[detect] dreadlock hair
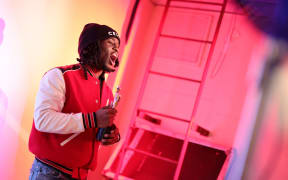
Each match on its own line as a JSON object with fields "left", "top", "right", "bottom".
{"left": 77, "top": 40, "right": 119, "bottom": 80}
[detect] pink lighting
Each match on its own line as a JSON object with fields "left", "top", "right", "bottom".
{"left": 0, "top": 18, "right": 6, "bottom": 128}
{"left": 0, "top": 0, "right": 287, "bottom": 179}
{"left": 0, "top": 89, "right": 7, "bottom": 129}
{"left": 0, "top": 18, "right": 4, "bottom": 46}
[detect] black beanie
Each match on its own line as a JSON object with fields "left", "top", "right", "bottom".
{"left": 78, "top": 23, "right": 120, "bottom": 55}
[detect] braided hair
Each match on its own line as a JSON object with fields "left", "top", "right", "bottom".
{"left": 76, "top": 40, "right": 119, "bottom": 80}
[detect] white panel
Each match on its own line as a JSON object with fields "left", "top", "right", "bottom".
{"left": 162, "top": 7, "right": 220, "bottom": 41}
{"left": 140, "top": 74, "right": 200, "bottom": 120}
{"left": 151, "top": 37, "right": 210, "bottom": 80}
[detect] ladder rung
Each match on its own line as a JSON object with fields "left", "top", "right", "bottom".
{"left": 171, "top": 0, "right": 224, "bottom": 6}
{"left": 149, "top": 71, "right": 203, "bottom": 83}
{"left": 160, "top": 34, "right": 213, "bottom": 44}
{"left": 137, "top": 109, "right": 191, "bottom": 123}
{"left": 168, "top": 5, "right": 222, "bottom": 13}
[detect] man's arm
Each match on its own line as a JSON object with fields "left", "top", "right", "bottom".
{"left": 34, "top": 68, "right": 116, "bottom": 135}
{"left": 34, "top": 68, "right": 84, "bottom": 134}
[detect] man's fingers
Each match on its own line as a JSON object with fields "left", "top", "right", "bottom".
{"left": 101, "top": 125, "right": 120, "bottom": 145}
{"left": 102, "top": 107, "right": 117, "bottom": 112}
{"left": 108, "top": 121, "right": 113, "bottom": 126}
{"left": 103, "top": 131, "right": 116, "bottom": 138}
{"left": 98, "top": 120, "right": 113, "bottom": 128}
{"left": 109, "top": 128, "right": 119, "bottom": 135}
{"left": 108, "top": 109, "right": 117, "bottom": 115}
{"left": 103, "top": 127, "right": 119, "bottom": 138}
{"left": 107, "top": 114, "right": 116, "bottom": 119}
{"left": 102, "top": 105, "right": 112, "bottom": 109}
{"left": 101, "top": 135, "right": 120, "bottom": 145}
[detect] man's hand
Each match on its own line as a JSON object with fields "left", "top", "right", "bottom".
{"left": 101, "top": 124, "right": 120, "bottom": 145}
{"left": 96, "top": 106, "right": 117, "bottom": 128}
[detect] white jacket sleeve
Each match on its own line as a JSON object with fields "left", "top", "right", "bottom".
{"left": 34, "top": 68, "right": 85, "bottom": 134}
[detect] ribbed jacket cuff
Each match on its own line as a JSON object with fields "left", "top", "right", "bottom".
{"left": 82, "top": 112, "right": 98, "bottom": 129}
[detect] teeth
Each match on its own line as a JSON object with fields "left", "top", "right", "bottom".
{"left": 111, "top": 52, "right": 118, "bottom": 60}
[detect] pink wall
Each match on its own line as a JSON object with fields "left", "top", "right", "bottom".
{"left": 117, "top": 0, "right": 261, "bottom": 154}
{"left": 0, "top": 0, "right": 287, "bottom": 179}
{"left": 111, "top": 0, "right": 281, "bottom": 179}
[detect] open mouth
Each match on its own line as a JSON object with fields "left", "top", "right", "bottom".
{"left": 110, "top": 52, "right": 118, "bottom": 67}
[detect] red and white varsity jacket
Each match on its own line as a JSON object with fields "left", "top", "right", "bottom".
{"left": 29, "top": 64, "right": 114, "bottom": 172}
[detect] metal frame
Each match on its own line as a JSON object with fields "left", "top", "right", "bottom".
{"left": 110, "top": 0, "right": 232, "bottom": 179}
{"left": 174, "top": 0, "right": 228, "bottom": 179}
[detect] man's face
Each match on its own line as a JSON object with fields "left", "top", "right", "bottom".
{"left": 99, "top": 37, "right": 120, "bottom": 72}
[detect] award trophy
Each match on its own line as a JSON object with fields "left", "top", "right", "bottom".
{"left": 96, "top": 86, "right": 120, "bottom": 141}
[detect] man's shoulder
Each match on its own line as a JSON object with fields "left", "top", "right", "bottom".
{"left": 56, "top": 64, "right": 81, "bottom": 74}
